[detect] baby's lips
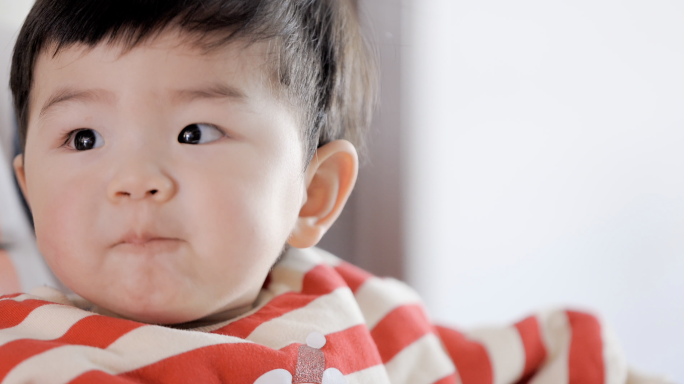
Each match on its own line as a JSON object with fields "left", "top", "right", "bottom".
{"left": 108, "top": 229, "right": 186, "bottom": 255}
{"left": 117, "top": 230, "right": 179, "bottom": 245}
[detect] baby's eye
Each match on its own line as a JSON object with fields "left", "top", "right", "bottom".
{"left": 67, "top": 129, "right": 104, "bottom": 151}
{"left": 177, "top": 123, "right": 225, "bottom": 145}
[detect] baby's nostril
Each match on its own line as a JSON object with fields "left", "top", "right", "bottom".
{"left": 149, "top": 190, "right": 158, "bottom": 195}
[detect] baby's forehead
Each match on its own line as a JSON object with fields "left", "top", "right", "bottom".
{"left": 37, "top": 33, "right": 273, "bottom": 92}
{"left": 31, "top": 33, "right": 290, "bottom": 123}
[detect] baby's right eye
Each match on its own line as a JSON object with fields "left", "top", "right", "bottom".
{"left": 178, "top": 123, "right": 225, "bottom": 145}
{"left": 66, "top": 129, "right": 105, "bottom": 151}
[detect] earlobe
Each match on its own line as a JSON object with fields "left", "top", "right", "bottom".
{"left": 13, "top": 154, "right": 30, "bottom": 206}
{"left": 287, "top": 140, "right": 358, "bottom": 249}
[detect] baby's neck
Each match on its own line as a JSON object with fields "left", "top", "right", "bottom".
{"left": 166, "top": 304, "right": 255, "bottom": 330}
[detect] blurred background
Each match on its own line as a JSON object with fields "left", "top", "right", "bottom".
{"left": 1, "top": 0, "right": 682, "bottom": 381}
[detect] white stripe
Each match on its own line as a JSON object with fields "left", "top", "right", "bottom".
{"left": 268, "top": 267, "right": 307, "bottom": 295}
{"left": 311, "top": 247, "right": 343, "bottom": 267}
{"left": 106, "top": 325, "right": 248, "bottom": 369}
{"left": 600, "top": 316, "right": 628, "bottom": 384}
{"left": 28, "top": 286, "right": 72, "bottom": 306}
{"left": 467, "top": 325, "right": 525, "bottom": 384}
{"left": 247, "top": 287, "right": 364, "bottom": 349}
{"left": 3, "top": 325, "right": 250, "bottom": 384}
{"left": 277, "top": 247, "right": 325, "bottom": 274}
{"left": 384, "top": 333, "right": 456, "bottom": 384}
{"left": 0, "top": 304, "right": 95, "bottom": 347}
{"left": 0, "top": 293, "right": 34, "bottom": 303}
{"left": 269, "top": 248, "right": 324, "bottom": 293}
{"left": 345, "top": 364, "right": 392, "bottom": 384}
{"left": 354, "top": 277, "right": 423, "bottom": 330}
{"left": 529, "top": 310, "right": 571, "bottom": 384}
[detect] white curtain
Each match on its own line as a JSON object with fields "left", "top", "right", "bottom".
{"left": 401, "top": 0, "right": 683, "bottom": 381}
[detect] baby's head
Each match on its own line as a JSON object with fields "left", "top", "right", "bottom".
{"left": 10, "top": 0, "right": 376, "bottom": 324}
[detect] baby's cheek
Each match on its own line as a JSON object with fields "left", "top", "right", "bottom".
{"left": 187, "top": 189, "right": 276, "bottom": 292}
{"left": 34, "top": 188, "right": 96, "bottom": 274}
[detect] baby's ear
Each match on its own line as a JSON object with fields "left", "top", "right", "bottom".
{"left": 287, "top": 140, "right": 358, "bottom": 249}
{"left": 13, "top": 154, "right": 30, "bottom": 206}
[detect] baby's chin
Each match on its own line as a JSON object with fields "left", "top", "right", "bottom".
{"left": 64, "top": 274, "right": 238, "bottom": 324}
{"left": 83, "top": 287, "right": 211, "bottom": 324}
{"left": 49, "top": 255, "right": 229, "bottom": 323}
{"left": 71, "top": 268, "right": 265, "bottom": 325}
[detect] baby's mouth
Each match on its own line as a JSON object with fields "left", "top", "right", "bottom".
{"left": 113, "top": 232, "right": 183, "bottom": 254}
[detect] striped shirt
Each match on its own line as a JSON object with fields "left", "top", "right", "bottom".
{"left": 0, "top": 247, "right": 656, "bottom": 384}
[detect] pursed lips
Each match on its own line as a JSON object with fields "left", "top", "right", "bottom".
{"left": 112, "top": 232, "right": 183, "bottom": 254}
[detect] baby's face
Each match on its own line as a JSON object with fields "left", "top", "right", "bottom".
{"left": 17, "top": 33, "right": 307, "bottom": 323}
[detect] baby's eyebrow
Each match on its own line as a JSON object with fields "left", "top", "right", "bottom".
{"left": 37, "top": 84, "right": 246, "bottom": 119}
{"left": 172, "top": 83, "right": 247, "bottom": 103}
{"left": 39, "top": 88, "right": 115, "bottom": 118}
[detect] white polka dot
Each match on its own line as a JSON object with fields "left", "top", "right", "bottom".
{"left": 306, "top": 331, "right": 327, "bottom": 349}
{"left": 322, "top": 368, "right": 347, "bottom": 384}
{"left": 253, "top": 369, "right": 292, "bottom": 384}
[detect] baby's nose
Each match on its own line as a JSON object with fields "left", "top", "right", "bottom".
{"left": 107, "top": 164, "right": 176, "bottom": 203}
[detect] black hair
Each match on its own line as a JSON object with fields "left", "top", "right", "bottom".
{"left": 10, "top": 0, "right": 377, "bottom": 163}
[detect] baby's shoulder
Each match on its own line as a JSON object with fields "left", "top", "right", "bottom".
{"left": 275, "top": 247, "right": 427, "bottom": 318}
{"left": 274, "top": 247, "right": 434, "bottom": 335}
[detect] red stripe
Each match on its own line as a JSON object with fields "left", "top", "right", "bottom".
{"left": 0, "top": 299, "right": 53, "bottom": 330}
{"left": 323, "top": 324, "right": 383, "bottom": 374}
{"left": 59, "top": 315, "right": 144, "bottom": 349}
{"left": 213, "top": 264, "right": 346, "bottom": 338}
{"left": 0, "top": 340, "right": 59, "bottom": 382}
{"left": 0, "top": 315, "right": 143, "bottom": 381}
{"left": 436, "top": 325, "right": 493, "bottom": 384}
{"left": 567, "top": 311, "right": 604, "bottom": 384}
{"left": 299, "top": 264, "right": 349, "bottom": 296}
{"left": 0, "top": 293, "right": 22, "bottom": 300}
{"left": 370, "top": 304, "right": 432, "bottom": 363}
{"left": 433, "top": 373, "right": 460, "bottom": 384}
{"left": 122, "top": 342, "right": 300, "bottom": 384}
{"left": 123, "top": 324, "right": 381, "bottom": 383}
{"left": 514, "top": 316, "right": 547, "bottom": 383}
{"left": 334, "top": 262, "right": 373, "bottom": 293}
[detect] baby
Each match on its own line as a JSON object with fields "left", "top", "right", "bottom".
{"left": 0, "top": 0, "right": 668, "bottom": 383}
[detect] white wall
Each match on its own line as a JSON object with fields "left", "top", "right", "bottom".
{"left": 0, "top": 0, "right": 33, "bottom": 29}
{"left": 403, "top": 0, "right": 684, "bottom": 381}
{"left": 0, "top": 0, "right": 33, "bottom": 161}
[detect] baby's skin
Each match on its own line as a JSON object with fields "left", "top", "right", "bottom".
{"left": 13, "top": 30, "right": 358, "bottom": 325}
